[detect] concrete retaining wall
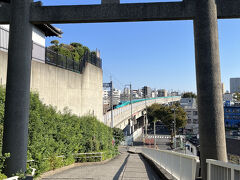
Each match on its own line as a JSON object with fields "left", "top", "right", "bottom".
{"left": 0, "top": 51, "right": 103, "bottom": 122}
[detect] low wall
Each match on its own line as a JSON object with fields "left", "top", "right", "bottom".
{"left": 0, "top": 51, "right": 103, "bottom": 122}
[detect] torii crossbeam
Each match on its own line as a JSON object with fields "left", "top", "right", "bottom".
{"left": 0, "top": 0, "right": 237, "bottom": 178}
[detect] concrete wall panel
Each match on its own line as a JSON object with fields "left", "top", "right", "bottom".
{"left": 0, "top": 51, "right": 103, "bottom": 122}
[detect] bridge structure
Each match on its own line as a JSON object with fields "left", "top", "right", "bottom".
{"left": 104, "top": 96, "right": 180, "bottom": 131}
{"left": 1, "top": 0, "right": 240, "bottom": 178}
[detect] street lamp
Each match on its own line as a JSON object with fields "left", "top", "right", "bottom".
{"left": 171, "top": 107, "right": 177, "bottom": 149}
{"left": 125, "top": 83, "right": 133, "bottom": 134}
{"left": 154, "top": 119, "right": 157, "bottom": 149}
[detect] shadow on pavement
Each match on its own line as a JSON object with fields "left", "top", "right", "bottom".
{"left": 113, "top": 154, "right": 130, "bottom": 180}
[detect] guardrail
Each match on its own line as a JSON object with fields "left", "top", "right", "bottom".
{"left": 132, "top": 147, "right": 200, "bottom": 180}
{"left": 74, "top": 152, "right": 103, "bottom": 162}
{"left": 207, "top": 159, "right": 240, "bottom": 180}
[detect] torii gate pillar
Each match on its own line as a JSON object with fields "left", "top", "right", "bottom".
{"left": 194, "top": 0, "right": 227, "bottom": 179}
{"left": 2, "top": 0, "right": 33, "bottom": 176}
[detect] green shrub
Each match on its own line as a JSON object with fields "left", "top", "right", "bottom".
{"left": 0, "top": 87, "right": 117, "bottom": 177}
{"left": 112, "top": 128, "right": 124, "bottom": 146}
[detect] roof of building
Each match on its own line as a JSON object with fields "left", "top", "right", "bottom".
{"left": 35, "top": 24, "right": 63, "bottom": 38}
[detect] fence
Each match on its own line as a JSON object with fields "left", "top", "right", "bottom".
{"left": 45, "top": 48, "right": 102, "bottom": 73}
{"left": 133, "top": 147, "right": 200, "bottom": 180}
{"left": 74, "top": 152, "right": 103, "bottom": 162}
{"left": 207, "top": 159, "right": 240, "bottom": 180}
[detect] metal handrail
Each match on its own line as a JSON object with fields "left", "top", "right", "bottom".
{"left": 136, "top": 147, "right": 200, "bottom": 180}
{"left": 207, "top": 159, "right": 240, "bottom": 180}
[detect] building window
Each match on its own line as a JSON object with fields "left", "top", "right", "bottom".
{"left": 193, "top": 119, "right": 198, "bottom": 124}
{"left": 187, "top": 119, "right": 192, "bottom": 124}
{"left": 193, "top": 111, "right": 198, "bottom": 116}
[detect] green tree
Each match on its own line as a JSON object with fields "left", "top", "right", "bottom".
{"left": 50, "top": 40, "right": 59, "bottom": 46}
{"left": 147, "top": 103, "right": 187, "bottom": 131}
{"left": 48, "top": 40, "right": 96, "bottom": 63}
{"left": 182, "top": 92, "right": 197, "bottom": 99}
{"left": 112, "top": 128, "right": 124, "bottom": 146}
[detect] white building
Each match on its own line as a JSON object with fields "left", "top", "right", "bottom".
{"left": 123, "top": 87, "right": 130, "bottom": 95}
{"left": 103, "top": 89, "right": 120, "bottom": 106}
{"left": 180, "top": 98, "right": 198, "bottom": 134}
{"left": 230, "top": 78, "right": 240, "bottom": 93}
{"left": 0, "top": 24, "right": 62, "bottom": 62}
{"left": 112, "top": 89, "right": 121, "bottom": 106}
{"left": 132, "top": 90, "right": 139, "bottom": 99}
{"left": 103, "top": 90, "right": 110, "bottom": 105}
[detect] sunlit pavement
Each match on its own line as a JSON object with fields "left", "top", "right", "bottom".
{"left": 41, "top": 147, "right": 160, "bottom": 180}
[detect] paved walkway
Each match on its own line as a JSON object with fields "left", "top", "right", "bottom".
{"left": 42, "top": 147, "right": 160, "bottom": 180}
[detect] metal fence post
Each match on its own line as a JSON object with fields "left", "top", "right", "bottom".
{"left": 207, "top": 162, "right": 211, "bottom": 180}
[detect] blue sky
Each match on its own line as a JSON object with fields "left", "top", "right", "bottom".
{"left": 40, "top": 0, "right": 240, "bottom": 93}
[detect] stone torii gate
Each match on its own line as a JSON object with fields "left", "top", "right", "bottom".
{"left": 0, "top": 0, "right": 239, "bottom": 178}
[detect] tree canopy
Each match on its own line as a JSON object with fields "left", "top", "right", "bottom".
{"left": 49, "top": 40, "right": 94, "bottom": 63}
{"left": 182, "top": 92, "right": 197, "bottom": 99}
{"left": 147, "top": 103, "right": 187, "bottom": 131}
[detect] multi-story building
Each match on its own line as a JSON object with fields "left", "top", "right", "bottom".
{"left": 123, "top": 87, "right": 130, "bottom": 95}
{"left": 151, "top": 89, "right": 158, "bottom": 98}
{"left": 222, "top": 83, "right": 225, "bottom": 95}
{"left": 112, "top": 89, "right": 121, "bottom": 106}
{"left": 170, "top": 91, "right": 179, "bottom": 96}
{"left": 103, "top": 88, "right": 120, "bottom": 113}
{"left": 230, "top": 78, "right": 240, "bottom": 93}
{"left": 224, "top": 103, "right": 240, "bottom": 128}
{"left": 137, "top": 89, "right": 143, "bottom": 98}
{"left": 158, "top": 89, "right": 168, "bottom": 97}
{"left": 132, "top": 90, "right": 140, "bottom": 99}
{"left": 142, "top": 86, "right": 152, "bottom": 98}
{"left": 103, "top": 90, "right": 110, "bottom": 114}
{"left": 180, "top": 98, "right": 198, "bottom": 134}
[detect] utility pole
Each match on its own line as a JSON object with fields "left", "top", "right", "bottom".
{"left": 173, "top": 108, "right": 176, "bottom": 149}
{"left": 130, "top": 83, "right": 133, "bottom": 133}
{"left": 110, "top": 81, "right": 114, "bottom": 128}
{"left": 103, "top": 80, "right": 114, "bottom": 128}
{"left": 144, "top": 95, "right": 148, "bottom": 136}
{"left": 126, "top": 83, "right": 133, "bottom": 134}
{"left": 154, "top": 121, "right": 156, "bottom": 149}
